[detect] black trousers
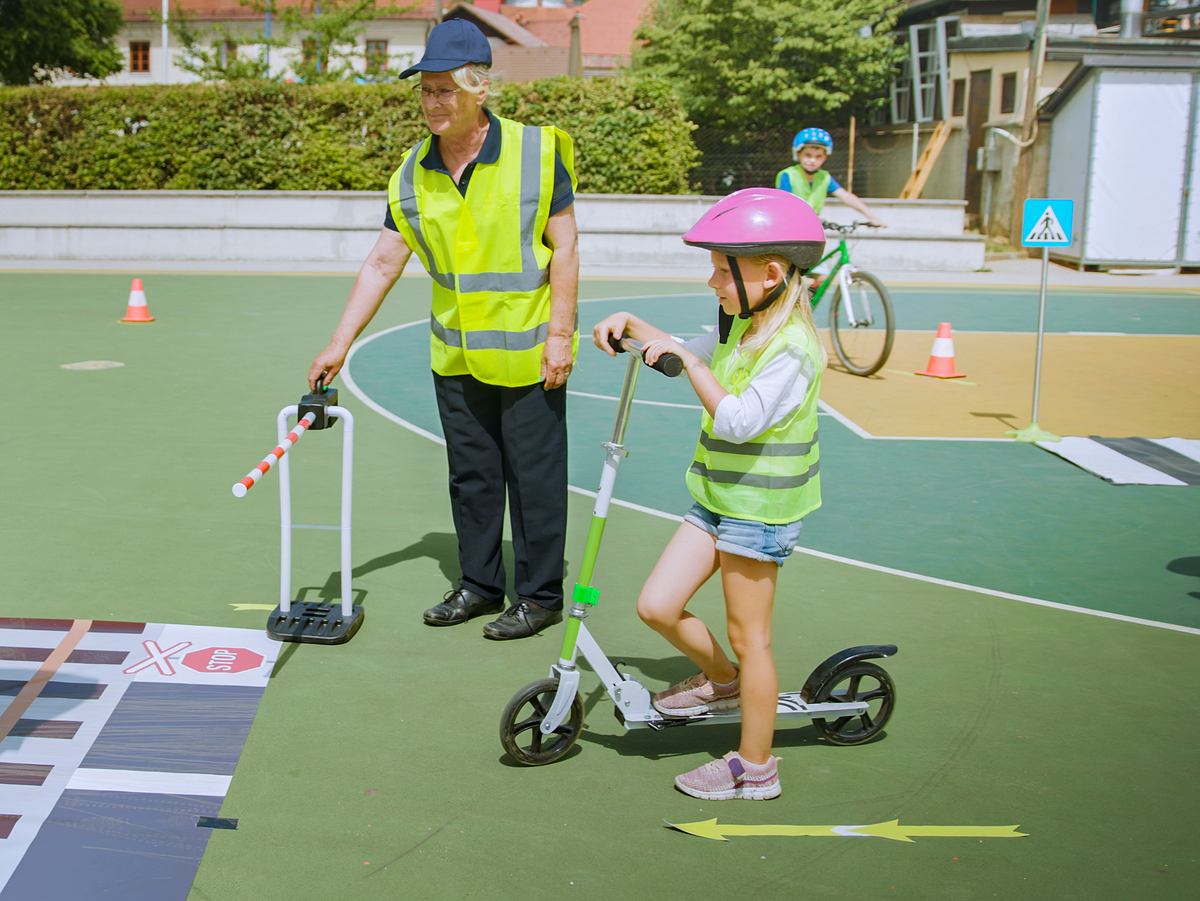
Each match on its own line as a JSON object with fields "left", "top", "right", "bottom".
{"left": 433, "top": 373, "right": 567, "bottom": 610}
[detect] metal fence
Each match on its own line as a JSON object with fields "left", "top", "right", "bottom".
{"left": 690, "top": 124, "right": 893, "bottom": 196}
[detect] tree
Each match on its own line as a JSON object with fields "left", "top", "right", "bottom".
{"left": 166, "top": 0, "right": 406, "bottom": 83}
{"left": 632, "top": 0, "right": 901, "bottom": 133}
{"left": 275, "top": 0, "right": 392, "bottom": 84}
{"left": 0, "top": 0, "right": 125, "bottom": 85}
{"left": 166, "top": 6, "right": 273, "bottom": 81}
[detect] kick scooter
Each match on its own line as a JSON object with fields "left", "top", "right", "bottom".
{"left": 499, "top": 337, "right": 898, "bottom": 765}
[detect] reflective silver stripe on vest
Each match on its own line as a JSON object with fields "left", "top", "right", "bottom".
{"left": 400, "top": 127, "right": 550, "bottom": 295}
{"left": 688, "top": 460, "right": 820, "bottom": 490}
{"left": 699, "top": 431, "right": 818, "bottom": 458}
{"left": 398, "top": 145, "right": 454, "bottom": 290}
{"left": 431, "top": 315, "right": 550, "bottom": 352}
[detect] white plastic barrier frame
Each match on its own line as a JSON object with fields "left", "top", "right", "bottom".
{"left": 274, "top": 403, "right": 355, "bottom": 618}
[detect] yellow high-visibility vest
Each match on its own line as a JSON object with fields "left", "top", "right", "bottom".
{"left": 685, "top": 316, "right": 823, "bottom": 524}
{"left": 775, "top": 166, "right": 831, "bottom": 214}
{"left": 388, "top": 114, "right": 577, "bottom": 387}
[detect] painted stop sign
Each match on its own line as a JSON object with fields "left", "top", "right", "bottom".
{"left": 182, "top": 647, "right": 264, "bottom": 674}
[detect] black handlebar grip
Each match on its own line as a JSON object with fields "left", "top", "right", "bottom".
{"left": 652, "top": 353, "right": 684, "bottom": 378}
{"left": 605, "top": 332, "right": 682, "bottom": 377}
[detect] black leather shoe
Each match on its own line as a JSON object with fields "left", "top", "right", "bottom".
{"left": 423, "top": 587, "right": 503, "bottom": 626}
{"left": 482, "top": 600, "right": 563, "bottom": 640}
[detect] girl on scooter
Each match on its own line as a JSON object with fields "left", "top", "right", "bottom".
{"left": 592, "top": 188, "right": 826, "bottom": 800}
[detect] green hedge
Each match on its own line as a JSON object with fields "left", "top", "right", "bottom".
{"left": 0, "top": 77, "right": 698, "bottom": 194}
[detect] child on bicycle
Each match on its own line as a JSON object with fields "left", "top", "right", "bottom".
{"left": 592, "top": 188, "right": 826, "bottom": 801}
{"left": 776, "top": 127, "right": 884, "bottom": 227}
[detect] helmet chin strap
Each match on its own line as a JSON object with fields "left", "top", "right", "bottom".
{"left": 718, "top": 257, "right": 799, "bottom": 343}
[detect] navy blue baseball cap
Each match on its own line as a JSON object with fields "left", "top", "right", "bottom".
{"left": 399, "top": 19, "right": 492, "bottom": 79}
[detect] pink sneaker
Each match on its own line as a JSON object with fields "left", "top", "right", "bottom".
{"left": 675, "top": 751, "right": 781, "bottom": 801}
{"left": 652, "top": 672, "right": 740, "bottom": 717}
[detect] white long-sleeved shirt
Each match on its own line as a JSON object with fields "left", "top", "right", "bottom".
{"left": 682, "top": 330, "right": 816, "bottom": 444}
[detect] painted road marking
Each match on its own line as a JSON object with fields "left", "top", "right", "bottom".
{"left": 668, "top": 818, "right": 1027, "bottom": 842}
{"left": 122, "top": 640, "right": 192, "bottom": 676}
{"left": 0, "top": 620, "right": 92, "bottom": 742}
{"left": 66, "top": 768, "right": 232, "bottom": 796}
{"left": 568, "top": 389, "right": 703, "bottom": 411}
{"left": 0, "top": 618, "right": 277, "bottom": 899}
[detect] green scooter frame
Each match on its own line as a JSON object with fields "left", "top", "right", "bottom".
{"left": 499, "top": 338, "right": 898, "bottom": 766}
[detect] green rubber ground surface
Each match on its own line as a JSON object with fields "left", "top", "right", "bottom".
{"left": 351, "top": 289, "right": 1200, "bottom": 630}
{"left": 2, "top": 272, "right": 1198, "bottom": 900}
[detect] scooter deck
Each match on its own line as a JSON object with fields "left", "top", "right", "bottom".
{"left": 616, "top": 690, "right": 867, "bottom": 730}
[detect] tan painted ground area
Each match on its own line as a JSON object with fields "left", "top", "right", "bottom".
{"left": 819, "top": 331, "right": 1200, "bottom": 439}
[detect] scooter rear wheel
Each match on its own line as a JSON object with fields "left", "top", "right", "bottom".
{"left": 810, "top": 661, "right": 895, "bottom": 746}
{"left": 500, "top": 678, "right": 584, "bottom": 766}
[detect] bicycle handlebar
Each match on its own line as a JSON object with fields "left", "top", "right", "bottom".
{"left": 821, "top": 220, "right": 882, "bottom": 234}
{"left": 608, "top": 334, "right": 684, "bottom": 378}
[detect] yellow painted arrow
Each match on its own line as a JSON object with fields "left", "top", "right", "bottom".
{"left": 667, "top": 818, "right": 1026, "bottom": 843}
{"left": 229, "top": 604, "right": 276, "bottom": 612}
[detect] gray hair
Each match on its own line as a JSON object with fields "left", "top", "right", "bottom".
{"left": 451, "top": 64, "right": 492, "bottom": 95}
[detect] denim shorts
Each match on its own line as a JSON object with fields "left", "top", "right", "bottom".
{"left": 684, "top": 502, "right": 804, "bottom": 566}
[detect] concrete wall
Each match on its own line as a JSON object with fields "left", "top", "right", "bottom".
{"left": 0, "top": 191, "right": 984, "bottom": 274}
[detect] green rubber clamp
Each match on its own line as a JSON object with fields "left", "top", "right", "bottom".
{"left": 572, "top": 584, "right": 599, "bottom": 606}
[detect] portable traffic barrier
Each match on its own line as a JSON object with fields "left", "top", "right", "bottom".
{"left": 231, "top": 385, "right": 363, "bottom": 644}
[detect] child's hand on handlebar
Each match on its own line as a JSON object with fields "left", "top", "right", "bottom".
{"left": 641, "top": 336, "right": 693, "bottom": 371}
{"left": 592, "top": 313, "right": 631, "bottom": 356}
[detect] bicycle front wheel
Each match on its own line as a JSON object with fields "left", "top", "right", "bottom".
{"left": 829, "top": 270, "right": 894, "bottom": 377}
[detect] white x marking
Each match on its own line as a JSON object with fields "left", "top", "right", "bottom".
{"left": 122, "top": 640, "right": 192, "bottom": 676}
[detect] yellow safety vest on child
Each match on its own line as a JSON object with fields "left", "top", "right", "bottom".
{"left": 774, "top": 167, "right": 831, "bottom": 214}
{"left": 685, "top": 316, "right": 823, "bottom": 524}
{"left": 388, "top": 115, "right": 577, "bottom": 388}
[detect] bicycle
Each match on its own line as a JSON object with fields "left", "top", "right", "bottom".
{"left": 809, "top": 221, "right": 895, "bottom": 377}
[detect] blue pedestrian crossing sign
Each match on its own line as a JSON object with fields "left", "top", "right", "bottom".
{"left": 1022, "top": 199, "right": 1074, "bottom": 246}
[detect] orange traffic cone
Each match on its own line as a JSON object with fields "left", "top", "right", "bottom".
{"left": 915, "top": 321, "right": 964, "bottom": 378}
{"left": 121, "top": 278, "right": 155, "bottom": 323}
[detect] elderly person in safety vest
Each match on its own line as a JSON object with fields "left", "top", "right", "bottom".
{"left": 308, "top": 19, "right": 578, "bottom": 640}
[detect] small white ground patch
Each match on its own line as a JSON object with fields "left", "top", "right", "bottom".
{"left": 60, "top": 360, "right": 125, "bottom": 371}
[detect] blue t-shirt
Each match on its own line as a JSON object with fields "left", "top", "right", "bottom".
{"left": 777, "top": 169, "right": 841, "bottom": 196}
{"left": 384, "top": 108, "right": 574, "bottom": 231}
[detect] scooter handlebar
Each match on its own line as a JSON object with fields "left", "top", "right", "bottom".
{"left": 607, "top": 334, "right": 684, "bottom": 378}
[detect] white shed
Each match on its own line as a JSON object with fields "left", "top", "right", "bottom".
{"left": 1044, "top": 56, "right": 1200, "bottom": 269}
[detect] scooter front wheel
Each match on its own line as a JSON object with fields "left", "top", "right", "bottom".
{"left": 810, "top": 661, "right": 895, "bottom": 746}
{"left": 500, "top": 678, "right": 584, "bottom": 766}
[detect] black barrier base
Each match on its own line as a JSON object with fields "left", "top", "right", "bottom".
{"left": 266, "top": 601, "right": 364, "bottom": 644}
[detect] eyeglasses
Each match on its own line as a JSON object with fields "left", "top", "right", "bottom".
{"left": 412, "top": 85, "right": 461, "bottom": 104}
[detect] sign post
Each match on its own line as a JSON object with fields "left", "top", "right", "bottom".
{"left": 1008, "top": 199, "right": 1073, "bottom": 443}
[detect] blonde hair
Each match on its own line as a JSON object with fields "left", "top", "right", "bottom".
{"left": 451, "top": 64, "right": 492, "bottom": 95}
{"left": 739, "top": 256, "right": 827, "bottom": 369}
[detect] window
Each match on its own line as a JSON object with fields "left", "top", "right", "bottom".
{"left": 365, "top": 39, "right": 388, "bottom": 74}
{"left": 129, "top": 41, "right": 150, "bottom": 74}
{"left": 887, "top": 16, "right": 958, "bottom": 124}
{"left": 951, "top": 78, "right": 966, "bottom": 117}
{"left": 1000, "top": 72, "right": 1018, "bottom": 115}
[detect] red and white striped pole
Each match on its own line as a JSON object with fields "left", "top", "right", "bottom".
{"left": 232, "top": 412, "right": 317, "bottom": 498}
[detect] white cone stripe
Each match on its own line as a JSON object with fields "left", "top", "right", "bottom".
{"left": 930, "top": 337, "right": 955, "bottom": 356}
{"left": 126, "top": 291, "right": 148, "bottom": 306}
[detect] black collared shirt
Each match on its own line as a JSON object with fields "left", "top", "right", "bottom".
{"left": 383, "top": 109, "right": 574, "bottom": 231}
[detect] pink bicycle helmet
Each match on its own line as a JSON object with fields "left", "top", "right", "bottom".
{"left": 683, "top": 188, "right": 826, "bottom": 338}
